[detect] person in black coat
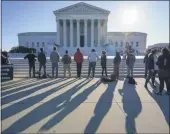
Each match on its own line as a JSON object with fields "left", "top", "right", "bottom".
{"left": 38, "top": 48, "right": 46, "bottom": 77}
{"left": 101, "top": 51, "right": 107, "bottom": 77}
{"left": 143, "top": 49, "right": 151, "bottom": 78}
{"left": 144, "top": 49, "right": 157, "bottom": 88}
{"left": 156, "top": 48, "right": 170, "bottom": 95}
{"left": 114, "top": 51, "right": 121, "bottom": 80}
{"left": 24, "top": 51, "right": 37, "bottom": 78}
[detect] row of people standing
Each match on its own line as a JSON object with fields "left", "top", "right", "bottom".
{"left": 24, "top": 47, "right": 136, "bottom": 79}
{"left": 144, "top": 48, "right": 170, "bottom": 95}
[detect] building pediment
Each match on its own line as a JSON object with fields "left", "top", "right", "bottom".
{"left": 53, "top": 2, "right": 110, "bottom": 15}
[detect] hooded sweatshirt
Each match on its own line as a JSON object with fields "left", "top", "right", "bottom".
{"left": 50, "top": 51, "right": 60, "bottom": 63}
{"left": 88, "top": 52, "right": 99, "bottom": 62}
{"left": 74, "top": 51, "right": 84, "bottom": 63}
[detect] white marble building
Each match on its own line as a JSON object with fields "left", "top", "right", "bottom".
{"left": 18, "top": 2, "right": 147, "bottom": 56}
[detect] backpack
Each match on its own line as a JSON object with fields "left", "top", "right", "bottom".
{"left": 128, "top": 77, "right": 137, "bottom": 85}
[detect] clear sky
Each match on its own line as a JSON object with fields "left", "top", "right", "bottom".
{"left": 2, "top": 1, "right": 169, "bottom": 51}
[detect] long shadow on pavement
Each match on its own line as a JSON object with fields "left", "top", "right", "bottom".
{"left": 2, "top": 78, "right": 78, "bottom": 120}
{"left": 118, "top": 78, "right": 142, "bottom": 134}
{"left": 84, "top": 81, "right": 118, "bottom": 134}
{"left": 2, "top": 78, "right": 38, "bottom": 90}
{"left": 2, "top": 78, "right": 52, "bottom": 97}
{"left": 1, "top": 78, "right": 30, "bottom": 87}
{"left": 1, "top": 78, "right": 67, "bottom": 105}
{"left": 39, "top": 79, "right": 102, "bottom": 131}
{"left": 2, "top": 78, "right": 92, "bottom": 133}
{"left": 147, "top": 80, "right": 169, "bottom": 126}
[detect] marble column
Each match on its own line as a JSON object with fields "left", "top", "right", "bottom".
{"left": 98, "top": 19, "right": 101, "bottom": 46}
{"left": 77, "top": 19, "right": 80, "bottom": 47}
{"left": 104, "top": 19, "right": 108, "bottom": 45}
{"left": 70, "top": 19, "right": 73, "bottom": 47}
{"left": 84, "top": 19, "right": 87, "bottom": 47}
{"left": 63, "top": 19, "right": 67, "bottom": 46}
{"left": 56, "top": 19, "right": 60, "bottom": 45}
{"left": 91, "top": 19, "right": 94, "bottom": 47}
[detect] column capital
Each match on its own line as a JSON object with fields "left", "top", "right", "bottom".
{"left": 76, "top": 19, "right": 80, "bottom": 21}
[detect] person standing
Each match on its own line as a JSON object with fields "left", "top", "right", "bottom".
{"left": 74, "top": 48, "right": 84, "bottom": 78}
{"left": 151, "top": 50, "right": 159, "bottom": 88}
{"left": 114, "top": 51, "right": 121, "bottom": 80}
{"left": 101, "top": 51, "right": 107, "bottom": 77}
{"left": 24, "top": 51, "right": 37, "bottom": 78}
{"left": 62, "top": 50, "right": 72, "bottom": 77}
{"left": 38, "top": 48, "right": 46, "bottom": 78}
{"left": 126, "top": 50, "right": 136, "bottom": 78}
{"left": 50, "top": 47, "right": 60, "bottom": 78}
{"left": 156, "top": 48, "right": 170, "bottom": 95}
{"left": 144, "top": 49, "right": 157, "bottom": 88}
{"left": 88, "top": 49, "right": 99, "bottom": 78}
{"left": 144, "top": 49, "right": 151, "bottom": 78}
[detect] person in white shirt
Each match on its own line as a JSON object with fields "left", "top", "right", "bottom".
{"left": 151, "top": 50, "right": 158, "bottom": 88}
{"left": 88, "top": 49, "right": 99, "bottom": 78}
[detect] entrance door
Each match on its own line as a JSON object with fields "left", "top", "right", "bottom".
{"left": 80, "top": 36, "right": 84, "bottom": 47}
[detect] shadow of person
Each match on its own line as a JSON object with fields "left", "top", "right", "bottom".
{"left": 2, "top": 78, "right": 38, "bottom": 90}
{"left": 2, "top": 78, "right": 92, "bottom": 133}
{"left": 147, "top": 80, "right": 169, "bottom": 126}
{"left": 118, "top": 78, "right": 142, "bottom": 134}
{"left": 1, "top": 78, "right": 28, "bottom": 87}
{"left": 39, "top": 79, "right": 102, "bottom": 131}
{"left": 2, "top": 78, "right": 77, "bottom": 120}
{"left": 2, "top": 78, "right": 52, "bottom": 98}
{"left": 2, "top": 78, "right": 65, "bottom": 105}
{"left": 84, "top": 81, "right": 118, "bottom": 134}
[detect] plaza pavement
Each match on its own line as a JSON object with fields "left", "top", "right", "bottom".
{"left": 1, "top": 77, "right": 169, "bottom": 134}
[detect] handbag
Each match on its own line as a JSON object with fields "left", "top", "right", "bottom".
{"left": 158, "top": 69, "right": 170, "bottom": 78}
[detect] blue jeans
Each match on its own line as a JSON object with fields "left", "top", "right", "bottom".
{"left": 88, "top": 62, "right": 96, "bottom": 77}
{"left": 52, "top": 62, "right": 58, "bottom": 78}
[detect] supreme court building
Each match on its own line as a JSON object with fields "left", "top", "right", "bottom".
{"left": 18, "top": 2, "right": 147, "bottom": 56}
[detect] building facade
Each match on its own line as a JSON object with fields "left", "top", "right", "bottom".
{"left": 18, "top": 2, "right": 147, "bottom": 56}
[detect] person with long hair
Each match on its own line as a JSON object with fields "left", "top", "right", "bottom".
{"left": 114, "top": 51, "right": 121, "bottom": 80}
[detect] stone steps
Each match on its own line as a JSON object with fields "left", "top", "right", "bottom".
{"left": 9, "top": 58, "right": 146, "bottom": 78}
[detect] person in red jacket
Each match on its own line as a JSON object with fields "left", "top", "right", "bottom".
{"left": 74, "top": 48, "right": 84, "bottom": 78}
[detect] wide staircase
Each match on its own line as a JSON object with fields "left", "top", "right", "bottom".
{"left": 9, "top": 57, "right": 145, "bottom": 78}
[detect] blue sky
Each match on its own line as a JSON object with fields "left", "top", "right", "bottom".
{"left": 2, "top": 1, "right": 169, "bottom": 51}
